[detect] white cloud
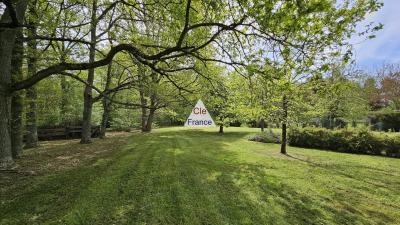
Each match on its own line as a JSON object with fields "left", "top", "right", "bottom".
{"left": 352, "top": 0, "right": 400, "bottom": 69}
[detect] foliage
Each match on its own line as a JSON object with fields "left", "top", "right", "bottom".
{"left": 248, "top": 129, "right": 281, "bottom": 144}
{"left": 289, "top": 127, "right": 400, "bottom": 158}
{"left": 369, "top": 111, "right": 400, "bottom": 132}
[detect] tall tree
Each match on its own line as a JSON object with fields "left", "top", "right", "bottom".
{"left": 25, "top": 1, "right": 39, "bottom": 148}
{"left": 80, "top": 0, "right": 98, "bottom": 144}
{"left": 0, "top": 0, "right": 28, "bottom": 168}
{"left": 0, "top": 0, "right": 382, "bottom": 167}
{"left": 10, "top": 30, "right": 24, "bottom": 158}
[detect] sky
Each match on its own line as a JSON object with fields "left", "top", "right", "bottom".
{"left": 352, "top": 0, "right": 400, "bottom": 72}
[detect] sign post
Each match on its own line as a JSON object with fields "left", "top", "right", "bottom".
{"left": 184, "top": 99, "right": 215, "bottom": 127}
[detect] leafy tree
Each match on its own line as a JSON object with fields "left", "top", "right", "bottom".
{"left": 0, "top": 0, "right": 383, "bottom": 167}
{"left": 245, "top": 0, "right": 383, "bottom": 154}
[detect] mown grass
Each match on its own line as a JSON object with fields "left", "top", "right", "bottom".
{"left": 1, "top": 127, "right": 399, "bottom": 225}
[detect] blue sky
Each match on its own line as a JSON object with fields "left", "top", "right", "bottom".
{"left": 352, "top": 0, "right": 400, "bottom": 72}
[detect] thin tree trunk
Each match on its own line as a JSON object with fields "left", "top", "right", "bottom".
{"left": 137, "top": 63, "right": 148, "bottom": 132}
{"left": 100, "top": 98, "right": 111, "bottom": 138}
{"left": 143, "top": 94, "right": 156, "bottom": 132}
{"left": 144, "top": 109, "right": 156, "bottom": 132}
{"left": 0, "top": 0, "right": 28, "bottom": 168}
{"left": 60, "top": 75, "right": 69, "bottom": 124}
{"left": 99, "top": 62, "right": 113, "bottom": 138}
{"left": 146, "top": 92, "right": 158, "bottom": 132}
{"left": 11, "top": 30, "right": 24, "bottom": 158}
{"left": 25, "top": 86, "right": 38, "bottom": 148}
{"left": 219, "top": 125, "right": 224, "bottom": 133}
{"left": 59, "top": 14, "right": 70, "bottom": 125}
{"left": 25, "top": 18, "right": 38, "bottom": 148}
{"left": 81, "top": 0, "right": 97, "bottom": 144}
{"left": 140, "top": 94, "right": 147, "bottom": 132}
{"left": 260, "top": 118, "right": 265, "bottom": 132}
{"left": 280, "top": 94, "right": 288, "bottom": 154}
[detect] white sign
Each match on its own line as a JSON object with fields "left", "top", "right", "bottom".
{"left": 184, "top": 99, "right": 215, "bottom": 127}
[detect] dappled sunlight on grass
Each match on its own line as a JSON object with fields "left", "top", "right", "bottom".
{"left": 1, "top": 127, "right": 399, "bottom": 224}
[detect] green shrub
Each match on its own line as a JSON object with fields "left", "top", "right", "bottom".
{"left": 369, "top": 111, "right": 400, "bottom": 132}
{"left": 248, "top": 129, "right": 281, "bottom": 144}
{"left": 288, "top": 127, "right": 400, "bottom": 158}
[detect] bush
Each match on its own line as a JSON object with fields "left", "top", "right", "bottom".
{"left": 288, "top": 127, "right": 400, "bottom": 158}
{"left": 248, "top": 129, "right": 281, "bottom": 144}
{"left": 369, "top": 111, "right": 400, "bottom": 132}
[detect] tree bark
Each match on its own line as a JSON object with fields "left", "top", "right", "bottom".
{"left": 137, "top": 63, "right": 148, "bottom": 132}
{"left": 219, "top": 125, "right": 224, "bottom": 133}
{"left": 0, "top": 91, "right": 12, "bottom": 168}
{"left": 0, "top": 0, "right": 28, "bottom": 168}
{"left": 11, "top": 30, "right": 24, "bottom": 158}
{"left": 143, "top": 88, "right": 158, "bottom": 132}
{"left": 0, "top": 20, "right": 16, "bottom": 168}
{"left": 260, "top": 118, "right": 265, "bottom": 132}
{"left": 81, "top": 0, "right": 97, "bottom": 144}
{"left": 140, "top": 92, "right": 148, "bottom": 132}
{"left": 280, "top": 94, "right": 288, "bottom": 154}
{"left": 144, "top": 109, "right": 156, "bottom": 132}
{"left": 99, "top": 62, "right": 113, "bottom": 138}
{"left": 100, "top": 98, "right": 111, "bottom": 138}
{"left": 142, "top": 95, "right": 156, "bottom": 133}
{"left": 25, "top": 86, "right": 38, "bottom": 148}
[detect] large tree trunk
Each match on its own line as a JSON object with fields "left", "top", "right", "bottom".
{"left": 280, "top": 94, "right": 288, "bottom": 154}
{"left": 0, "top": 92, "right": 12, "bottom": 168}
{"left": 0, "top": 1, "right": 28, "bottom": 168}
{"left": 11, "top": 31, "right": 24, "bottom": 158}
{"left": 0, "top": 20, "right": 16, "bottom": 168}
{"left": 99, "top": 63, "right": 113, "bottom": 138}
{"left": 81, "top": 0, "right": 97, "bottom": 144}
{"left": 219, "top": 125, "right": 224, "bottom": 133}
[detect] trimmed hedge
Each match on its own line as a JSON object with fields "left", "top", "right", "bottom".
{"left": 288, "top": 127, "right": 400, "bottom": 158}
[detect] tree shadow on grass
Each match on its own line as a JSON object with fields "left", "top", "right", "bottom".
{"left": 1, "top": 129, "right": 397, "bottom": 225}
{"left": 285, "top": 152, "right": 400, "bottom": 193}
{"left": 119, "top": 130, "right": 337, "bottom": 224}
{"left": 283, "top": 153, "right": 398, "bottom": 224}
{"left": 126, "top": 129, "right": 397, "bottom": 225}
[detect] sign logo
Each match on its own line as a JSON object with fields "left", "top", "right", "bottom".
{"left": 184, "top": 99, "right": 215, "bottom": 127}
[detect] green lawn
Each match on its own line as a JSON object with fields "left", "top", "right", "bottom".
{"left": 1, "top": 127, "right": 400, "bottom": 225}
